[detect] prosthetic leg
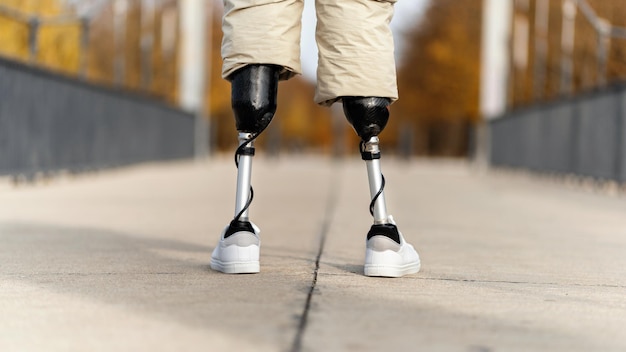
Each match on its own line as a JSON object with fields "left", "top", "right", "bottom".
{"left": 210, "top": 64, "right": 280, "bottom": 274}
{"left": 343, "top": 97, "right": 421, "bottom": 277}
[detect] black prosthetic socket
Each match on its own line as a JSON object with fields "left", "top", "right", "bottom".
{"left": 224, "top": 219, "right": 256, "bottom": 238}
{"left": 228, "top": 65, "right": 280, "bottom": 229}
{"left": 342, "top": 97, "right": 391, "bottom": 141}
{"left": 230, "top": 64, "right": 280, "bottom": 133}
{"left": 367, "top": 223, "right": 401, "bottom": 244}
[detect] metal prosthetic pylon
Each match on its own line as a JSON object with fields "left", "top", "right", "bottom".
{"left": 361, "top": 136, "right": 389, "bottom": 224}
{"left": 361, "top": 136, "right": 401, "bottom": 244}
{"left": 234, "top": 132, "right": 255, "bottom": 222}
{"left": 223, "top": 132, "right": 258, "bottom": 238}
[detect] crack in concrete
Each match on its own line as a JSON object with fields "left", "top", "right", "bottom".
{"left": 290, "top": 161, "right": 340, "bottom": 352}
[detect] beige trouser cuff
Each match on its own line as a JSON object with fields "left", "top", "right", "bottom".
{"left": 222, "top": 0, "right": 304, "bottom": 81}
{"left": 221, "top": 0, "right": 398, "bottom": 106}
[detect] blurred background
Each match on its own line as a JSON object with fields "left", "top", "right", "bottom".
{"left": 1, "top": 0, "right": 626, "bottom": 163}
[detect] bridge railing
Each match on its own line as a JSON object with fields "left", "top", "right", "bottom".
{"left": 491, "top": 1, "right": 626, "bottom": 182}
{"left": 490, "top": 82, "right": 626, "bottom": 182}
{"left": 0, "top": 56, "right": 194, "bottom": 179}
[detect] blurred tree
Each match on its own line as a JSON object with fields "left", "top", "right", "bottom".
{"left": 0, "top": 15, "right": 29, "bottom": 60}
{"left": 38, "top": 23, "right": 81, "bottom": 74}
{"left": 392, "top": 0, "right": 626, "bottom": 157}
{"left": 392, "top": 0, "right": 482, "bottom": 157}
{"left": 274, "top": 76, "right": 333, "bottom": 154}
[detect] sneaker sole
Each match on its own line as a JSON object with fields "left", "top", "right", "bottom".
{"left": 364, "top": 261, "right": 421, "bottom": 278}
{"left": 210, "top": 259, "right": 260, "bottom": 274}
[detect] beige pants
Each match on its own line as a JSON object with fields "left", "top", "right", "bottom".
{"left": 221, "top": 0, "right": 398, "bottom": 106}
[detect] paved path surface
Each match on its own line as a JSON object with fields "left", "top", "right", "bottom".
{"left": 1, "top": 156, "right": 625, "bottom": 352}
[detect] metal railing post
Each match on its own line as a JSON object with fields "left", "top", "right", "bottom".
{"left": 28, "top": 17, "right": 40, "bottom": 63}
{"left": 79, "top": 16, "right": 90, "bottom": 79}
{"left": 560, "top": 0, "right": 576, "bottom": 95}
{"left": 533, "top": 0, "right": 549, "bottom": 101}
{"left": 113, "top": 0, "right": 127, "bottom": 86}
{"left": 596, "top": 19, "right": 611, "bottom": 87}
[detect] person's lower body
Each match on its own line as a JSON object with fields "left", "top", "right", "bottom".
{"left": 211, "top": 0, "right": 420, "bottom": 277}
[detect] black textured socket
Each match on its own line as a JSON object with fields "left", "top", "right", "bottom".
{"left": 342, "top": 96, "right": 391, "bottom": 141}
{"left": 230, "top": 65, "right": 280, "bottom": 133}
{"left": 224, "top": 220, "right": 256, "bottom": 238}
{"left": 366, "top": 223, "right": 401, "bottom": 244}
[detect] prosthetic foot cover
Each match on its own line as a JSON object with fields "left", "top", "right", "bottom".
{"left": 230, "top": 64, "right": 280, "bottom": 134}
{"left": 364, "top": 217, "right": 421, "bottom": 278}
{"left": 211, "top": 221, "right": 261, "bottom": 274}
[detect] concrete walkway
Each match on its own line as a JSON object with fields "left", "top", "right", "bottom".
{"left": 1, "top": 156, "right": 625, "bottom": 352}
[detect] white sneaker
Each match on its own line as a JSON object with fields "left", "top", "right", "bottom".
{"left": 210, "top": 221, "right": 261, "bottom": 274}
{"left": 364, "top": 217, "right": 421, "bottom": 278}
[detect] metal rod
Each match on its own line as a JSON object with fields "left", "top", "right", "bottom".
{"left": 533, "top": 0, "right": 549, "bottom": 101}
{"left": 363, "top": 137, "right": 389, "bottom": 224}
{"left": 79, "top": 16, "right": 90, "bottom": 79}
{"left": 611, "top": 26, "right": 626, "bottom": 40}
{"left": 234, "top": 133, "right": 254, "bottom": 220}
{"left": 140, "top": 0, "right": 155, "bottom": 90}
{"left": 561, "top": 0, "right": 576, "bottom": 95}
{"left": 28, "top": 17, "right": 40, "bottom": 63}
{"left": 576, "top": 0, "right": 599, "bottom": 28}
{"left": 179, "top": 0, "right": 209, "bottom": 158}
{"left": 113, "top": 0, "right": 127, "bottom": 86}
{"left": 597, "top": 19, "right": 611, "bottom": 86}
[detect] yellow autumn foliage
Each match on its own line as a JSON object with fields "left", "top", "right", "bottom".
{"left": 0, "top": 15, "right": 29, "bottom": 59}
{"left": 0, "top": 0, "right": 80, "bottom": 73}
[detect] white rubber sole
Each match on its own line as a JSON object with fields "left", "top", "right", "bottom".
{"left": 364, "top": 261, "right": 421, "bottom": 278}
{"left": 210, "top": 259, "right": 260, "bottom": 274}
